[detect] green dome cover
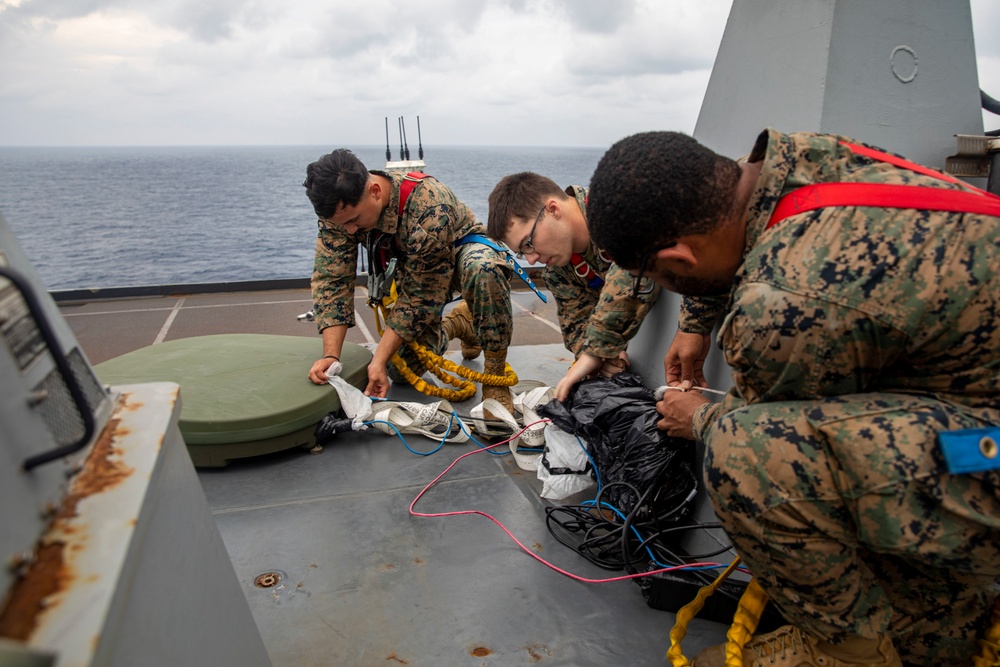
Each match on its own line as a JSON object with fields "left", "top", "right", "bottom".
{"left": 95, "top": 334, "right": 371, "bottom": 457}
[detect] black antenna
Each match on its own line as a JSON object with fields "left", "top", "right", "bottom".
{"left": 401, "top": 117, "right": 411, "bottom": 160}
{"left": 384, "top": 117, "right": 391, "bottom": 162}
{"left": 397, "top": 117, "right": 404, "bottom": 161}
{"left": 417, "top": 116, "right": 423, "bottom": 160}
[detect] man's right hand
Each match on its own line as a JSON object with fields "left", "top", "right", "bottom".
{"left": 308, "top": 357, "right": 341, "bottom": 384}
{"left": 664, "top": 331, "right": 711, "bottom": 390}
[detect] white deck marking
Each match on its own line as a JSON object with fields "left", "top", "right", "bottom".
{"left": 153, "top": 297, "right": 185, "bottom": 345}
{"left": 60, "top": 296, "right": 313, "bottom": 317}
{"left": 354, "top": 286, "right": 378, "bottom": 344}
{"left": 513, "top": 299, "right": 561, "bottom": 333}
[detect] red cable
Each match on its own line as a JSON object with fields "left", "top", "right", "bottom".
{"left": 408, "top": 420, "right": 735, "bottom": 584}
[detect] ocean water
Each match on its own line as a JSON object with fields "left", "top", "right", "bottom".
{"left": 0, "top": 145, "right": 604, "bottom": 290}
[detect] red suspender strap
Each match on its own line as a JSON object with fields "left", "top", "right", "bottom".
{"left": 838, "top": 141, "right": 971, "bottom": 188}
{"left": 767, "top": 143, "right": 1000, "bottom": 230}
{"left": 768, "top": 183, "right": 1000, "bottom": 229}
{"left": 570, "top": 253, "right": 605, "bottom": 289}
{"left": 397, "top": 172, "right": 430, "bottom": 220}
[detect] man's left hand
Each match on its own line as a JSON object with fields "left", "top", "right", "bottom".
{"left": 656, "top": 387, "right": 709, "bottom": 440}
{"left": 554, "top": 353, "right": 603, "bottom": 402}
{"left": 364, "top": 364, "right": 391, "bottom": 399}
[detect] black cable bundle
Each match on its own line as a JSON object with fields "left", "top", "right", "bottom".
{"left": 537, "top": 372, "right": 702, "bottom": 572}
{"left": 537, "top": 372, "right": 789, "bottom": 627}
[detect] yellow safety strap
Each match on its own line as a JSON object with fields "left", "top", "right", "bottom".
{"left": 974, "top": 596, "right": 1000, "bottom": 667}
{"left": 666, "top": 558, "right": 769, "bottom": 667}
{"left": 370, "top": 287, "right": 517, "bottom": 402}
{"left": 669, "top": 562, "right": 1000, "bottom": 666}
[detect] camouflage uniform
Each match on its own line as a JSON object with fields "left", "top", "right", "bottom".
{"left": 312, "top": 171, "right": 512, "bottom": 375}
{"left": 544, "top": 186, "right": 658, "bottom": 358}
{"left": 682, "top": 129, "right": 1000, "bottom": 663}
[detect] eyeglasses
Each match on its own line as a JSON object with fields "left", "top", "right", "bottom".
{"left": 630, "top": 242, "right": 674, "bottom": 298}
{"left": 515, "top": 205, "right": 546, "bottom": 259}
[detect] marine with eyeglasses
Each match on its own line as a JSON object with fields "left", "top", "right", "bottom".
{"left": 487, "top": 172, "right": 659, "bottom": 401}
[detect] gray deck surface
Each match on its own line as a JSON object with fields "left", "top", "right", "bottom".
{"left": 60, "top": 285, "right": 730, "bottom": 667}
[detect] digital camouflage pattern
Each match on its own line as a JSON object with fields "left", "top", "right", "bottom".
{"left": 684, "top": 129, "right": 1000, "bottom": 663}
{"left": 543, "top": 186, "right": 658, "bottom": 359}
{"left": 312, "top": 171, "right": 512, "bottom": 375}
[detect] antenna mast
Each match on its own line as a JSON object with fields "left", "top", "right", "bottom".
{"left": 401, "top": 117, "right": 411, "bottom": 160}
{"left": 384, "top": 117, "right": 391, "bottom": 162}
{"left": 417, "top": 116, "right": 424, "bottom": 160}
{"left": 397, "top": 117, "right": 404, "bottom": 161}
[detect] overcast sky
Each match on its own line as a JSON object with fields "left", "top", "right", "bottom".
{"left": 1, "top": 0, "right": 998, "bottom": 147}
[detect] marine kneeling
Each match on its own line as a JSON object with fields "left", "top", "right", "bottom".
{"left": 303, "top": 149, "right": 516, "bottom": 416}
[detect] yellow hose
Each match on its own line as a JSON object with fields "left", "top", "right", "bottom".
{"left": 666, "top": 558, "right": 769, "bottom": 667}
{"left": 370, "top": 293, "right": 517, "bottom": 402}
{"left": 973, "top": 596, "right": 1000, "bottom": 667}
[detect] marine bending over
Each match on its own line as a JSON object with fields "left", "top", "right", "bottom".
{"left": 586, "top": 129, "right": 1000, "bottom": 667}
{"left": 303, "top": 149, "right": 516, "bottom": 414}
{"left": 486, "top": 172, "right": 658, "bottom": 401}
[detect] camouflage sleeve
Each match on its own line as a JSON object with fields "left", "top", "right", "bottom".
{"left": 692, "top": 282, "right": 906, "bottom": 441}
{"left": 678, "top": 295, "right": 728, "bottom": 334}
{"left": 385, "top": 203, "right": 456, "bottom": 342}
{"left": 579, "top": 262, "right": 659, "bottom": 358}
{"left": 311, "top": 225, "right": 361, "bottom": 333}
{"left": 544, "top": 265, "right": 599, "bottom": 357}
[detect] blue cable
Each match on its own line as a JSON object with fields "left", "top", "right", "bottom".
{"left": 452, "top": 413, "right": 513, "bottom": 457}
{"left": 574, "top": 435, "right": 680, "bottom": 568}
{"left": 362, "top": 418, "right": 451, "bottom": 457}
{"left": 575, "top": 434, "right": 602, "bottom": 492}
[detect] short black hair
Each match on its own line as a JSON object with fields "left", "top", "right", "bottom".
{"left": 587, "top": 131, "right": 741, "bottom": 269}
{"left": 486, "top": 172, "right": 566, "bottom": 240}
{"left": 303, "top": 149, "right": 370, "bottom": 219}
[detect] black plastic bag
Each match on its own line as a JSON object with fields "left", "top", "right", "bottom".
{"left": 537, "top": 371, "right": 697, "bottom": 521}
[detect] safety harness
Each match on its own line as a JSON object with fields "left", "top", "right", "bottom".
{"left": 365, "top": 172, "right": 524, "bottom": 402}
{"left": 668, "top": 143, "right": 1000, "bottom": 667}
{"left": 457, "top": 233, "right": 548, "bottom": 303}
{"left": 569, "top": 252, "right": 605, "bottom": 289}
{"left": 767, "top": 141, "right": 1000, "bottom": 228}
{"left": 570, "top": 195, "right": 607, "bottom": 289}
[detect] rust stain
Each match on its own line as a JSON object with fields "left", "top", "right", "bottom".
{"left": 0, "top": 406, "right": 134, "bottom": 641}
{"left": 385, "top": 653, "right": 409, "bottom": 664}
{"left": 526, "top": 643, "right": 551, "bottom": 662}
{"left": 379, "top": 563, "right": 396, "bottom": 572}
{"left": 471, "top": 647, "right": 492, "bottom": 657}
{"left": 69, "top": 414, "right": 134, "bottom": 503}
{"left": 531, "top": 542, "right": 544, "bottom": 553}
{"left": 412, "top": 557, "right": 425, "bottom": 566}
{"left": 0, "top": 542, "right": 69, "bottom": 640}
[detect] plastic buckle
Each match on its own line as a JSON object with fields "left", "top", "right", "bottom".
{"left": 937, "top": 426, "right": 1000, "bottom": 474}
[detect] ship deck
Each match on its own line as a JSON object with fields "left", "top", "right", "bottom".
{"left": 57, "top": 283, "right": 729, "bottom": 667}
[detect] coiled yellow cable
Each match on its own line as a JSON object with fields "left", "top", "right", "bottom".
{"left": 668, "top": 563, "right": 1000, "bottom": 667}
{"left": 666, "top": 558, "right": 768, "bottom": 667}
{"left": 370, "top": 294, "right": 517, "bottom": 402}
{"left": 974, "top": 596, "right": 1000, "bottom": 667}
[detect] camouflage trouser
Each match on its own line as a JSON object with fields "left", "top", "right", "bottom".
{"left": 395, "top": 242, "right": 513, "bottom": 378}
{"left": 703, "top": 393, "right": 1000, "bottom": 665}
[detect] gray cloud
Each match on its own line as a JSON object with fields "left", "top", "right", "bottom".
{"left": 0, "top": 0, "right": 996, "bottom": 146}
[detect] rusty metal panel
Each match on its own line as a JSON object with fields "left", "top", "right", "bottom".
{"left": 1, "top": 383, "right": 271, "bottom": 667}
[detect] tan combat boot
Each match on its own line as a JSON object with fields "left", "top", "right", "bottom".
{"left": 482, "top": 349, "right": 515, "bottom": 417}
{"left": 442, "top": 300, "right": 481, "bottom": 360}
{"left": 691, "top": 625, "right": 902, "bottom": 667}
